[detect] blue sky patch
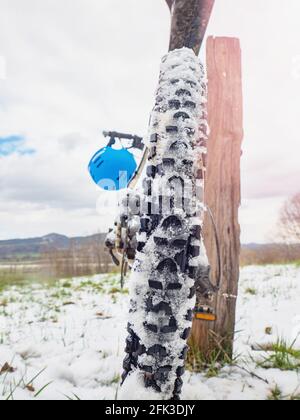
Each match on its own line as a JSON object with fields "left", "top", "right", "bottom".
{"left": 0, "top": 135, "right": 36, "bottom": 157}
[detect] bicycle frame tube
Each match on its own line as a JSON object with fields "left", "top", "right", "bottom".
{"left": 168, "top": 0, "right": 215, "bottom": 55}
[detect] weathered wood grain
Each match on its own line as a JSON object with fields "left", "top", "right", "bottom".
{"left": 190, "top": 37, "right": 244, "bottom": 357}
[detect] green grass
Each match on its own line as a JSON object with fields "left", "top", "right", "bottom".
{"left": 109, "top": 286, "right": 129, "bottom": 295}
{"left": 102, "top": 374, "right": 121, "bottom": 386}
{"left": 2, "top": 366, "right": 49, "bottom": 400}
{"left": 267, "top": 385, "right": 300, "bottom": 401}
{"left": 268, "top": 385, "right": 283, "bottom": 400}
{"left": 0, "top": 269, "right": 120, "bottom": 294}
{"left": 257, "top": 339, "right": 300, "bottom": 371}
{"left": 0, "top": 271, "right": 58, "bottom": 292}
{"left": 186, "top": 333, "right": 237, "bottom": 378}
{"left": 245, "top": 287, "right": 258, "bottom": 296}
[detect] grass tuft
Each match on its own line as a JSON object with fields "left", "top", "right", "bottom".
{"left": 257, "top": 338, "right": 300, "bottom": 371}
{"left": 186, "top": 332, "right": 237, "bottom": 378}
{"left": 268, "top": 385, "right": 283, "bottom": 400}
{"left": 245, "top": 287, "right": 258, "bottom": 296}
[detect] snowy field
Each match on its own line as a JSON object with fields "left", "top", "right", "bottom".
{"left": 0, "top": 264, "right": 300, "bottom": 400}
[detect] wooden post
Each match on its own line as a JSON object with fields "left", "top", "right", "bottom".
{"left": 190, "top": 37, "right": 244, "bottom": 358}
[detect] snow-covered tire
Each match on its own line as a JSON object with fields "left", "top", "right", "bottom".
{"left": 120, "top": 48, "right": 208, "bottom": 400}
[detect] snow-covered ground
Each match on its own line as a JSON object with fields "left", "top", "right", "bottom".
{"left": 0, "top": 265, "right": 300, "bottom": 400}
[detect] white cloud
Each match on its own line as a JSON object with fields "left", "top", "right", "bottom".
{"left": 0, "top": 201, "right": 106, "bottom": 239}
{"left": 0, "top": 0, "right": 299, "bottom": 241}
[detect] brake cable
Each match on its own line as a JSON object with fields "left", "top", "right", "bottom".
{"left": 205, "top": 205, "right": 222, "bottom": 291}
{"left": 205, "top": 205, "right": 237, "bottom": 301}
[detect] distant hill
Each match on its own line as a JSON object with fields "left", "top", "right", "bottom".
{"left": 1, "top": 235, "right": 298, "bottom": 264}
{"left": 0, "top": 233, "right": 106, "bottom": 261}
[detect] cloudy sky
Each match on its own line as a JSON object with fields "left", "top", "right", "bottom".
{"left": 0, "top": 0, "right": 299, "bottom": 243}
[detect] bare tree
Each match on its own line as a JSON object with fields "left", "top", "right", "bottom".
{"left": 279, "top": 192, "right": 300, "bottom": 242}
{"left": 41, "top": 237, "right": 111, "bottom": 278}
